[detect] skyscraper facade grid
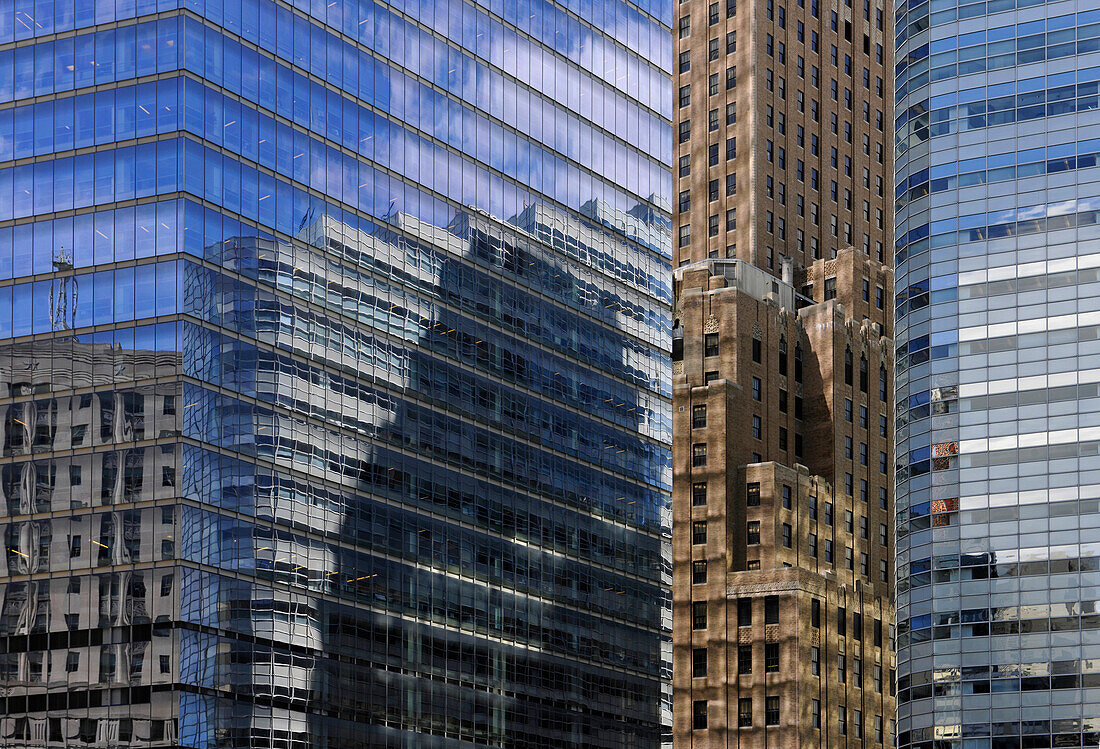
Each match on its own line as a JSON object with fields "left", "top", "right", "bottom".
{"left": 0, "top": 1, "right": 674, "bottom": 746}
{"left": 895, "top": 2, "right": 1100, "bottom": 747}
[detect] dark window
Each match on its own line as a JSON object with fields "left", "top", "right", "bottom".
{"left": 693, "top": 602, "right": 708, "bottom": 629}
{"left": 704, "top": 333, "right": 720, "bottom": 357}
{"left": 874, "top": 618, "right": 883, "bottom": 647}
{"left": 693, "top": 647, "right": 708, "bottom": 678}
{"left": 693, "top": 700, "right": 708, "bottom": 731}
{"left": 794, "top": 344, "right": 803, "bottom": 382}
{"left": 782, "top": 484, "right": 792, "bottom": 509}
{"left": 738, "top": 598, "right": 752, "bottom": 626}
{"left": 693, "top": 443, "right": 707, "bottom": 466}
{"left": 765, "top": 696, "right": 780, "bottom": 725}
{"left": 853, "top": 612, "right": 863, "bottom": 640}
{"left": 752, "top": 337, "right": 762, "bottom": 363}
{"left": 747, "top": 521, "right": 760, "bottom": 545}
{"left": 844, "top": 347, "right": 853, "bottom": 385}
{"left": 692, "top": 482, "right": 708, "bottom": 506}
{"left": 692, "top": 404, "right": 707, "bottom": 428}
{"left": 764, "top": 596, "right": 779, "bottom": 623}
{"left": 738, "top": 698, "right": 753, "bottom": 727}
{"left": 693, "top": 521, "right": 708, "bottom": 545}
{"left": 693, "top": 560, "right": 708, "bottom": 584}
{"left": 778, "top": 336, "right": 788, "bottom": 375}
{"left": 838, "top": 607, "right": 847, "bottom": 636}
{"left": 782, "top": 523, "right": 792, "bottom": 548}
{"left": 738, "top": 644, "right": 753, "bottom": 672}
{"left": 811, "top": 599, "right": 821, "bottom": 628}
{"left": 765, "top": 643, "right": 780, "bottom": 672}
{"left": 747, "top": 482, "right": 761, "bottom": 506}
{"left": 704, "top": 370, "right": 720, "bottom": 384}
{"left": 811, "top": 645, "right": 820, "bottom": 674}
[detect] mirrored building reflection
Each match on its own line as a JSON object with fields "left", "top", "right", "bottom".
{"left": 0, "top": 1, "right": 673, "bottom": 746}
{"left": 895, "top": 1, "right": 1100, "bottom": 747}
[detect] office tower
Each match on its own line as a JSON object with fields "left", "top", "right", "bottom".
{"left": 670, "top": 0, "right": 895, "bottom": 744}
{"left": 894, "top": 3, "right": 1100, "bottom": 748}
{"left": 0, "top": 2, "right": 674, "bottom": 746}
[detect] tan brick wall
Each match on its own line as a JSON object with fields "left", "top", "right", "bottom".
{"left": 672, "top": 255, "right": 895, "bottom": 748}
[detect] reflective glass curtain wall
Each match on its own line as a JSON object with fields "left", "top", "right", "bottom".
{"left": 895, "top": 1, "right": 1100, "bottom": 747}
{"left": 0, "top": 0, "right": 673, "bottom": 746}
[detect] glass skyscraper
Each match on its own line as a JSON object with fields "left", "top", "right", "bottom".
{"left": 895, "top": 2, "right": 1100, "bottom": 748}
{"left": 0, "top": 1, "right": 673, "bottom": 746}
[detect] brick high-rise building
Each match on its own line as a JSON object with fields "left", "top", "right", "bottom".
{"left": 671, "top": 0, "right": 895, "bottom": 744}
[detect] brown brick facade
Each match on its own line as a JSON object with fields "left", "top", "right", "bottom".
{"left": 672, "top": 252, "right": 895, "bottom": 747}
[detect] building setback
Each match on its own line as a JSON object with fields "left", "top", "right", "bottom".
{"left": 894, "top": 1, "right": 1100, "bottom": 747}
{"left": 670, "top": 0, "right": 896, "bottom": 744}
{"left": 0, "top": 1, "right": 674, "bottom": 746}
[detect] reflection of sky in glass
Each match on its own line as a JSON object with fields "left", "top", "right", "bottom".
{"left": 0, "top": 0, "right": 672, "bottom": 744}
{"left": 894, "top": 2, "right": 1100, "bottom": 747}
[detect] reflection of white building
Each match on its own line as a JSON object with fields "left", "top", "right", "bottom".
{"left": 0, "top": 340, "right": 180, "bottom": 746}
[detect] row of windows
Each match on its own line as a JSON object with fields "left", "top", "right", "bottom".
{"left": 692, "top": 697, "right": 886, "bottom": 738}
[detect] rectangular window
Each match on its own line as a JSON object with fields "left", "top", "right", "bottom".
{"left": 704, "top": 332, "right": 719, "bottom": 357}
{"left": 693, "top": 521, "right": 708, "bottom": 545}
{"left": 747, "top": 521, "right": 761, "bottom": 545}
{"left": 692, "top": 404, "right": 707, "bottom": 428}
{"left": 782, "top": 523, "right": 792, "bottom": 548}
{"left": 838, "top": 607, "right": 846, "bottom": 635}
{"left": 752, "top": 415, "right": 761, "bottom": 439}
{"left": 782, "top": 484, "right": 792, "bottom": 509}
{"left": 692, "top": 443, "right": 707, "bottom": 466}
{"left": 692, "top": 482, "right": 708, "bottom": 506}
{"left": 855, "top": 710, "right": 863, "bottom": 739}
{"left": 809, "top": 496, "right": 817, "bottom": 520}
{"left": 765, "top": 643, "right": 780, "bottom": 672}
{"left": 838, "top": 654, "right": 847, "bottom": 683}
{"left": 811, "top": 645, "right": 820, "bottom": 675}
{"left": 764, "top": 595, "right": 779, "bottom": 624}
{"left": 693, "top": 560, "right": 708, "bottom": 584}
{"left": 738, "top": 644, "right": 753, "bottom": 673}
{"left": 738, "top": 598, "right": 752, "bottom": 626}
{"left": 811, "top": 598, "right": 821, "bottom": 627}
{"left": 812, "top": 699, "right": 821, "bottom": 728}
{"left": 809, "top": 533, "right": 817, "bottom": 557}
{"left": 765, "top": 696, "right": 780, "bottom": 725}
{"left": 752, "top": 377, "right": 761, "bottom": 400}
{"left": 693, "top": 647, "right": 708, "bottom": 678}
{"left": 693, "top": 602, "right": 708, "bottom": 629}
{"left": 824, "top": 502, "right": 833, "bottom": 525}
{"left": 738, "top": 698, "right": 753, "bottom": 727}
{"left": 839, "top": 707, "right": 847, "bottom": 735}
{"left": 693, "top": 700, "right": 708, "bottom": 730}
{"left": 747, "top": 482, "right": 761, "bottom": 506}
{"left": 874, "top": 618, "right": 883, "bottom": 646}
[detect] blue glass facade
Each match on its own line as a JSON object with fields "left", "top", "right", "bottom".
{"left": 895, "top": 1, "right": 1100, "bottom": 747}
{"left": 0, "top": 1, "right": 672, "bottom": 746}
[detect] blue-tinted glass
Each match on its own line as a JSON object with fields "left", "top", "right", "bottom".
{"left": 0, "top": 0, "right": 672, "bottom": 746}
{"left": 895, "top": 2, "right": 1100, "bottom": 748}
